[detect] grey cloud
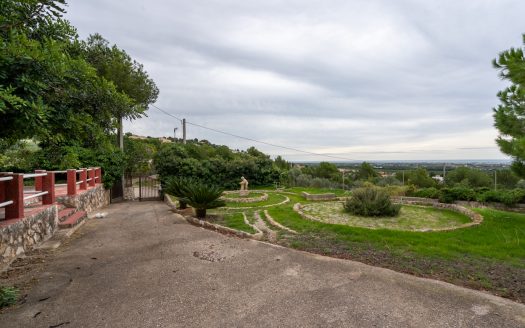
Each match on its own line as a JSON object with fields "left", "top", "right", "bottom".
{"left": 67, "top": 0, "right": 523, "bottom": 160}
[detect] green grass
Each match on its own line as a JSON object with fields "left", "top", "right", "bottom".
{"left": 285, "top": 187, "right": 351, "bottom": 197}
{"left": 222, "top": 191, "right": 264, "bottom": 199}
{"left": 220, "top": 192, "right": 288, "bottom": 209}
{"left": 212, "top": 212, "right": 256, "bottom": 234}
{"left": 268, "top": 205, "right": 525, "bottom": 266}
{"left": 300, "top": 202, "right": 471, "bottom": 231}
{"left": 0, "top": 286, "right": 18, "bottom": 308}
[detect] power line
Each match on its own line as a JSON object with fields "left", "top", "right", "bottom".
{"left": 151, "top": 104, "right": 182, "bottom": 122}
{"left": 151, "top": 104, "right": 359, "bottom": 161}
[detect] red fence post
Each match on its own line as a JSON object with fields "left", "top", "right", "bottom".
{"left": 42, "top": 172, "right": 55, "bottom": 205}
{"left": 5, "top": 174, "right": 24, "bottom": 220}
{"left": 0, "top": 173, "right": 6, "bottom": 203}
{"left": 35, "top": 169, "right": 45, "bottom": 191}
{"left": 67, "top": 169, "right": 77, "bottom": 196}
{"left": 89, "top": 168, "right": 96, "bottom": 187}
{"left": 97, "top": 168, "right": 102, "bottom": 184}
{"left": 80, "top": 168, "right": 87, "bottom": 190}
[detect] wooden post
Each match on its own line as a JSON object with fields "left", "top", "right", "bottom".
{"left": 34, "top": 169, "right": 46, "bottom": 191}
{"left": 80, "top": 169, "right": 87, "bottom": 190}
{"left": 89, "top": 168, "right": 96, "bottom": 187}
{"left": 67, "top": 169, "right": 77, "bottom": 196}
{"left": 42, "top": 172, "right": 55, "bottom": 205}
{"left": 6, "top": 174, "right": 24, "bottom": 220}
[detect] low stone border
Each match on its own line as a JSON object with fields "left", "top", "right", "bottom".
{"left": 293, "top": 200, "right": 484, "bottom": 232}
{"left": 164, "top": 195, "right": 262, "bottom": 239}
{"left": 221, "top": 191, "right": 268, "bottom": 203}
{"left": 302, "top": 191, "right": 336, "bottom": 201}
{"left": 263, "top": 210, "right": 297, "bottom": 234}
{"left": 243, "top": 212, "right": 263, "bottom": 240}
{"left": 221, "top": 195, "right": 290, "bottom": 210}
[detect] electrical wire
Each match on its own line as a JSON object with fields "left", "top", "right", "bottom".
{"left": 151, "top": 104, "right": 359, "bottom": 161}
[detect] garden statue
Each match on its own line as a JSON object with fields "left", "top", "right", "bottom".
{"left": 239, "top": 176, "right": 249, "bottom": 196}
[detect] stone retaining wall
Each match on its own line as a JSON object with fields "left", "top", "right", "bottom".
{"left": 0, "top": 205, "right": 58, "bottom": 270}
{"left": 57, "top": 184, "right": 110, "bottom": 213}
{"left": 301, "top": 192, "right": 336, "bottom": 201}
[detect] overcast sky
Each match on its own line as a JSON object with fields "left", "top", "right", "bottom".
{"left": 65, "top": 0, "right": 525, "bottom": 161}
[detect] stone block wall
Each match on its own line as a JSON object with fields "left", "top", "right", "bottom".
{"left": 0, "top": 205, "right": 58, "bottom": 269}
{"left": 57, "top": 184, "right": 110, "bottom": 213}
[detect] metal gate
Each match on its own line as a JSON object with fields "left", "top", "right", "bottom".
{"left": 137, "top": 175, "right": 161, "bottom": 201}
{"left": 110, "top": 177, "right": 124, "bottom": 203}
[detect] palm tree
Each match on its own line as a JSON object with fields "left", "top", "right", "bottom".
{"left": 181, "top": 181, "right": 225, "bottom": 218}
{"left": 164, "top": 176, "right": 193, "bottom": 209}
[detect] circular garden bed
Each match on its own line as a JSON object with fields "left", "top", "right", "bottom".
{"left": 221, "top": 191, "right": 268, "bottom": 203}
{"left": 295, "top": 201, "right": 477, "bottom": 231}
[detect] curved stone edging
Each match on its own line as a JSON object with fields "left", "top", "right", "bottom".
{"left": 293, "top": 200, "right": 484, "bottom": 232}
{"left": 221, "top": 191, "right": 268, "bottom": 203}
{"left": 222, "top": 196, "right": 290, "bottom": 210}
{"left": 263, "top": 210, "right": 297, "bottom": 234}
{"left": 243, "top": 212, "right": 263, "bottom": 240}
{"left": 164, "top": 195, "right": 262, "bottom": 239}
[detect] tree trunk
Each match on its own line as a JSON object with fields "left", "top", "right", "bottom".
{"left": 195, "top": 208, "right": 206, "bottom": 218}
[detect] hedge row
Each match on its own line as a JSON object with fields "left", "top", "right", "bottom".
{"left": 408, "top": 187, "right": 525, "bottom": 206}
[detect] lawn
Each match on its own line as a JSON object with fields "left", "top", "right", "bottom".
{"left": 300, "top": 202, "right": 471, "bottom": 231}
{"left": 210, "top": 212, "right": 256, "bottom": 234}
{"left": 206, "top": 187, "right": 525, "bottom": 302}
{"left": 222, "top": 191, "right": 265, "bottom": 199}
{"left": 219, "top": 192, "right": 288, "bottom": 209}
{"left": 285, "top": 186, "right": 351, "bottom": 197}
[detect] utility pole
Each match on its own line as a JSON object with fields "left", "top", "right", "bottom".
{"left": 443, "top": 164, "right": 446, "bottom": 179}
{"left": 173, "top": 127, "right": 178, "bottom": 141}
{"left": 182, "top": 118, "right": 187, "bottom": 144}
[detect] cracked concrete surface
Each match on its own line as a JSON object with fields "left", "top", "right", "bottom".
{"left": 1, "top": 201, "right": 524, "bottom": 328}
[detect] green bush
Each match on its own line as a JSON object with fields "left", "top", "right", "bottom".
{"left": 344, "top": 187, "right": 401, "bottom": 217}
{"left": 410, "top": 187, "right": 441, "bottom": 199}
{"left": 439, "top": 187, "right": 477, "bottom": 203}
{"left": 164, "top": 176, "right": 195, "bottom": 209}
{"left": 0, "top": 286, "right": 18, "bottom": 308}
{"left": 477, "top": 189, "right": 525, "bottom": 206}
{"left": 180, "top": 181, "right": 226, "bottom": 218}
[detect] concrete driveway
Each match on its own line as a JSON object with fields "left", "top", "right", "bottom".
{"left": 1, "top": 201, "right": 524, "bottom": 327}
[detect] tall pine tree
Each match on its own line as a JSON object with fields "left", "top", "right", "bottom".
{"left": 493, "top": 34, "right": 525, "bottom": 177}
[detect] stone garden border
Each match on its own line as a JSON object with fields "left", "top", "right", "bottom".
{"left": 263, "top": 210, "right": 297, "bottom": 234}
{"left": 164, "top": 195, "right": 262, "bottom": 240}
{"left": 293, "top": 198, "right": 484, "bottom": 232}
{"left": 221, "top": 191, "right": 269, "bottom": 203}
{"left": 301, "top": 191, "right": 336, "bottom": 201}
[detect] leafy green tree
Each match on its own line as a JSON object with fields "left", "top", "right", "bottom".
{"left": 493, "top": 34, "right": 525, "bottom": 178}
{"left": 356, "top": 162, "right": 379, "bottom": 180}
{"left": 445, "top": 167, "right": 491, "bottom": 188}
{"left": 403, "top": 168, "right": 436, "bottom": 188}
{"left": 495, "top": 169, "right": 519, "bottom": 189}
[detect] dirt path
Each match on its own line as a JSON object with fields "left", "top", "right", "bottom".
{"left": 1, "top": 201, "right": 524, "bottom": 327}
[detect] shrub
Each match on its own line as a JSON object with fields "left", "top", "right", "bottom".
{"left": 411, "top": 187, "right": 441, "bottom": 199}
{"left": 477, "top": 189, "right": 525, "bottom": 206}
{"left": 164, "top": 176, "right": 194, "bottom": 209}
{"left": 344, "top": 187, "right": 401, "bottom": 217}
{"left": 0, "top": 286, "right": 18, "bottom": 308}
{"left": 439, "top": 187, "right": 477, "bottom": 203}
{"left": 181, "top": 181, "right": 226, "bottom": 218}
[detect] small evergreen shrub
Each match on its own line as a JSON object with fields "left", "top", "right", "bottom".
{"left": 181, "top": 181, "right": 226, "bottom": 218}
{"left": 0, "top": 286, "right": 18, "bottom": 308}
{"left": 477, "top": 189, "right": 525, "bottom": 206}
{"left": 344, "top": 187, "right": 401, "bottom": 217}
{"left": 439, "top": 187, "right": 477, "bottom": 203}
{"left": 411, "top": 187, "right": 441, "bottom": 199}
{"left": 164, "top": 176, "right": 195, "bottom": 209}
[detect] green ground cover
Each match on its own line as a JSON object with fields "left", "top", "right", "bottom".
{"left": 300, "top": 202, "right": 471, "bottom": 231}
{"left": 211, "top": 212, "right": 255, "bottom": 234}
{"left": 205, "top": 187, "right": 524, "bottom": 302}
{"left": 285, "top": 187, "right": 351, "bottom": 197}
{"left": 222, "top": 191, "right": 264, "bottom": 199}
{"left": 219, "top": 192, "right": 288, "bottom": 209}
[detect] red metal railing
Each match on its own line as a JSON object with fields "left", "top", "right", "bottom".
{"left": 0, "top": 167, "right": 102, "bottom": 221}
